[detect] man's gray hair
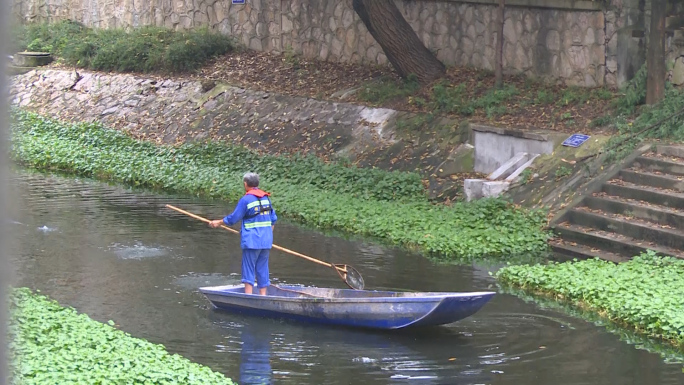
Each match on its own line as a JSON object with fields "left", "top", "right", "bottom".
{"left": 243, "top": 172, "right": 260, "bottom": 188}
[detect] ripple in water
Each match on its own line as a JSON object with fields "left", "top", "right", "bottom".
{"left": 109, "top": 242, "right": 169, "bottom": 260}
{"left": 353, "top": 357, "right": 378, "bottom": 364}
{"left": 457, "top": 312, "right": 572, "bottom": 366}
{"left": 37, "top": 225, "right": 58, "bottom": 233}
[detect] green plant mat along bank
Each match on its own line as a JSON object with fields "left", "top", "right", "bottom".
{"left": 11, "top": 21, "right": 233, "bottom": 73}
{"left": 9, "top": 109, "right": 549, "bottom": 261}
{"left": 8, "top": 287, "right": 236, "bottom": 384}
{"left": 497, "top": 251, "right": 684, "bottom": 349}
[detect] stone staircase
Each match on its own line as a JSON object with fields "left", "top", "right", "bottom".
{"left": 550, "top": 145, "right": 684, "bottom": 262}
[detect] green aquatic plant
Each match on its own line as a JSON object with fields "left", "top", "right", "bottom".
{"left": 8, "top": 287, "right": 236, "bottom": 384}
{"left": 496, "top": 250, "right": 684, "bottom": 350}
{"left": 498, "top": 284, "right": 684, "bottom": 365}
{"left": 10, "top": 110, "right": 425, "bottom": 203}
{"left": 9, "top": 109, "right": 550, "bottom": 260}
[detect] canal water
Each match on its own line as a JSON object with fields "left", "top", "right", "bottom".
{"left": 6, "top": 168, "right": 683, "bottom": 385}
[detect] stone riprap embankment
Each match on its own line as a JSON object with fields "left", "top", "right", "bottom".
{"left": 10, "top": 69, "right": 395, "bottom": 155}
{"left": 9, "top": 69, "right": 463, "bottom": 193}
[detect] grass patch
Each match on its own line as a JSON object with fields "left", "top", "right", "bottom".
{"left": 10, "top": 109, "right": 550, "bottom": 261}
{"left": 533, "top": 89, "right": 555, "bottom": 105}
{"left": 356, "top": 69, "right": 616, "bottom": 128}
{"left": 8, "top": 287, "right": 236, "bottom": 384}
{"left": 599, "top": 79, "right": 684, "bottom": 163}
{"left": 496, "top": 250, "right": 684, "bottom": 349}
{"left": 357, "top": 74, "right": 422, "bottom": 104}
{"left": 11, "top": 21, "right": 233, "bottom": 73}
{"left": 612, "top": 63, "right": 648, "bottom": 116}
{"left": 574, "top": 63, "right": 684, "bottom": 163}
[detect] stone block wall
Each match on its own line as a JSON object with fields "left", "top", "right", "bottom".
{"left": 11, "top": 0, "right": 680, "bottom": 88}
{"left": 12, "top": 0, "right": 284, "bottom": 52}
{"left": 280, "top": 1, "right": 606, "bottom": 87}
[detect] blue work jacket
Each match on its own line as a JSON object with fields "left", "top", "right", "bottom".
{"left": 222, "top": 190, "right": 277, "bottom": 249}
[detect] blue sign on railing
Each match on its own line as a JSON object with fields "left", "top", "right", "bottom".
{"left": 232, "top": 0, "right": 245, "bottom": 4}
{"left": 562, "top": 134, "right": 591, "bottom": 148}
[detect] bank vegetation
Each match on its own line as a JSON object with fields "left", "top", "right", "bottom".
{"left": 497, "top": 251, "right": 684, "bottom": 352}
{"left": 8, "top": 287, "right": 236, "bottom": 384}
{"left": 9, "top": 109, "right": 550, "bottom": 261}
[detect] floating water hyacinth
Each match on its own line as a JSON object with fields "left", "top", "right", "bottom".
{"left": 497, "top": 250, "right": 684, "bottom": 351}
{"left": 10, "top": 109, "right": 550, "bottom": 261}
{"left": 8, "top": 287, "right": 237, "bottom": 384}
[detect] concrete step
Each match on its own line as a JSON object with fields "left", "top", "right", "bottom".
{"left": 619, "top": 169, "right": 684, "bottom": 192}
{"left": 584, "top": 195, "right": 684, "bottom": 229}
{"left": 632, "top": 155, "right": 684, "bottom": 177}
{"left": 602, "top": 181, "right": 684, "bottom": 209}
{"left": 656, "top": 145, "right": 684, "bottom": 158}
{"left": 565, "top": 209, "right": 684, "bottom": 250}
{"left": 551, "top": 145, "right": 684, "bottom": 262}
{"left": 548, "top": 239, "right": 630, "bottom": 263}
{"left": 553, "top": 223, "right": 682, "bottom": 258}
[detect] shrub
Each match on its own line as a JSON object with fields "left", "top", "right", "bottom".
{"left": 613, "top": 63, "right": 648, "bottom": 116}
{"left": 10, "top": 22, "right": 233, "bottom": 74}
{"left": 19, "top": 20, "right": 86, "bottom": 54}
{"left": 357, "top": 74, "right": 422, "bottom": 104}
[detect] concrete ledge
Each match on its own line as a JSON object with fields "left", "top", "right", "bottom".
{"left": 470, "top": 124, "right": 551, "bottom": 142}
{"left": 464, "top": 179, "right": 511, "bottom": 201}
{"left": 442, "top": 0, "right": 602, "bottom": 11}
{"left": 472, "top": 125, "right": 556, "bottom": 173}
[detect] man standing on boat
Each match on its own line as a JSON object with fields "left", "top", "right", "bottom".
{"left": 209, "top": 172, "right": 277, "bottom": 295}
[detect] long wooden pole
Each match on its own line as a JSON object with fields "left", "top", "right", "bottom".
{"left": 165, "top": 204, "right": 340, "bottom": 270}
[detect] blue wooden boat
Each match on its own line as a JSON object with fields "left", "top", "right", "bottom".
{"left": 199, "top": 284, "right": 495, "bottom": 330}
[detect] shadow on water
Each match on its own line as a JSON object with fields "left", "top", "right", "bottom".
{"left": 240, "top": 320, "right": 273, "bottom": 385}
{"left": 8, "top": 168, "right": 684, "bottom": 385}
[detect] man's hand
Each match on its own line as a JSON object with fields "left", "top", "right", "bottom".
{"left": 209, "top": 220, "right": 223, "bottom": 228}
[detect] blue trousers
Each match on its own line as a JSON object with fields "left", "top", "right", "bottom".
{"left": 242, "top": 248, "right": 270, "bottom": 288}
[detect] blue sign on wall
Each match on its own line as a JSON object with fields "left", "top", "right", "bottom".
{"left": 232, "top": 0, "right": 245, "bottom": 4}
{"left": 562, "top": 134, "right": 591, "bottom": 148}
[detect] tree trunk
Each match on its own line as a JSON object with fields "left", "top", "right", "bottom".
{"left": 494, "top": 0, "right": 505, "bottom": 88}
{"left": 646, "top": 0, "right": 667, "bottom": 105}
{"left": 353, "top": 0, "right": 445, "bottom": 84}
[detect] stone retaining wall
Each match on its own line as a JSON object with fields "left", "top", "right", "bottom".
{"left": 8, "top": 68, "right": 396, "bottom": 152}
{"left": 11, "top": 0, "right": 681, "bottom": 87}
